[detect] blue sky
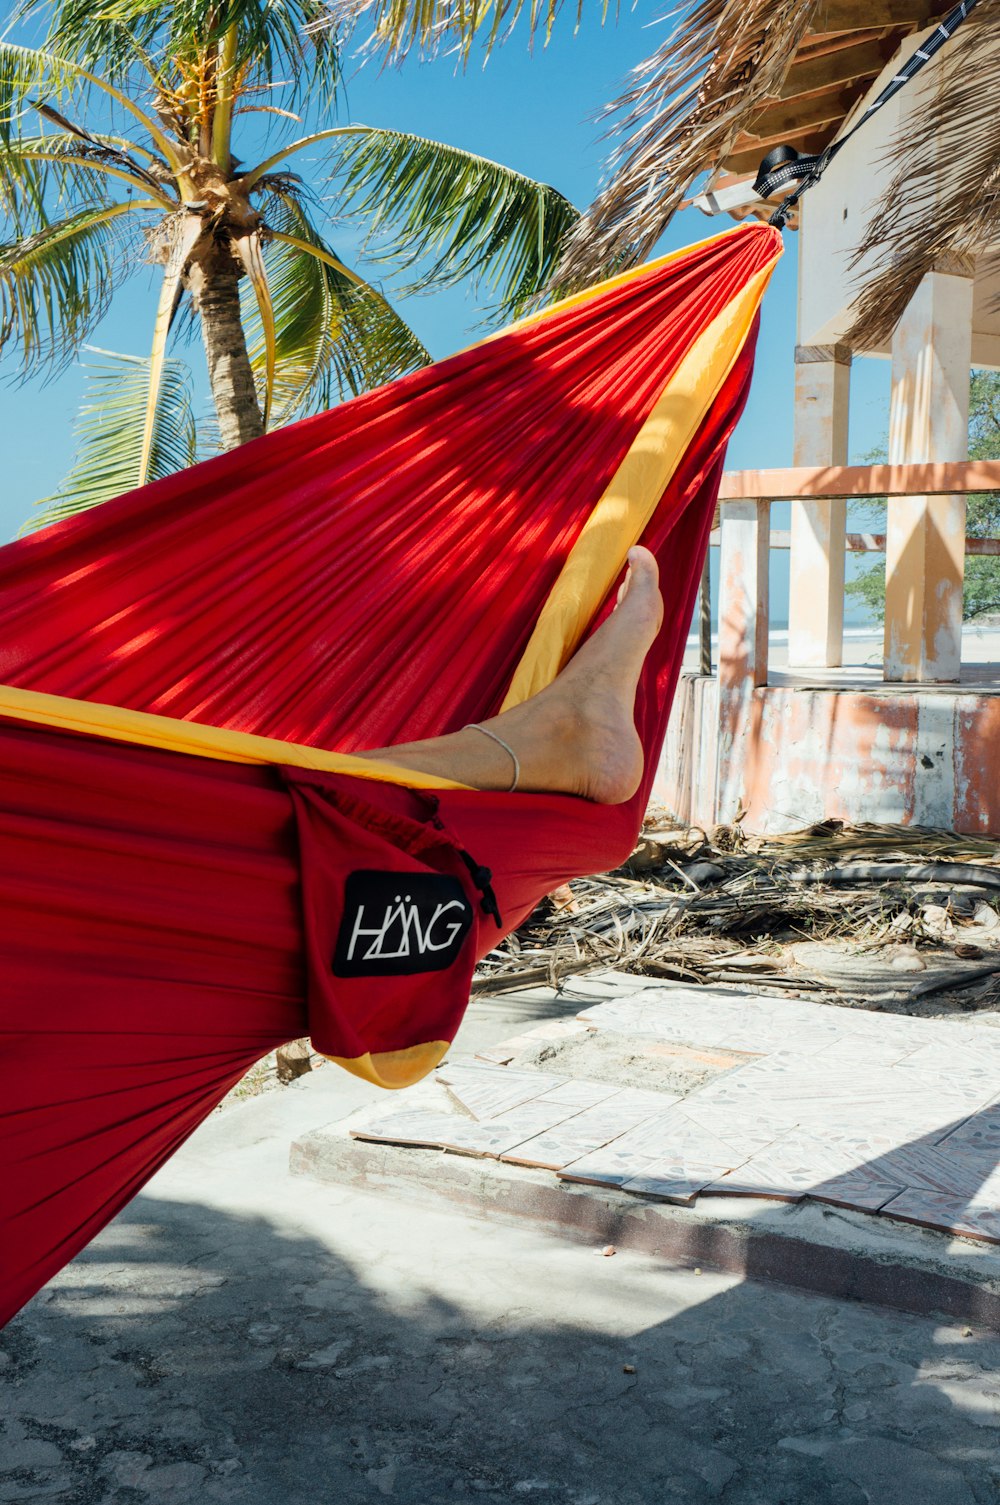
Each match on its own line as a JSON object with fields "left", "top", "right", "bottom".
{"left": 0, "top": 7, "right": 893, "bottom": 598}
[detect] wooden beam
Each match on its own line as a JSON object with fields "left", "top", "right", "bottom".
{"left": 725, "top": 131, "right": 834, "bottom": 176}
{"left": 777, "top": 39, "right": 890, "bottom": 97}
{"left": 811, "top": 0, "right": 934, "bottom": 28}
{"left": 709, "top": 529, "right": 1000, "bottom": 556}
{"left": 738, "top": 86, "right": 862, "bottom": 146}
{"left": 797, "top": 29, "right": 894, "bottom": 60}
{"left": 718, "top": 460, "right": 1000, "bottom": 501}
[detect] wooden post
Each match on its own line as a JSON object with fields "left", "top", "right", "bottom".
{"left": 699, "top": 553, "right": 712, "bottom": 675}
{"left": 716, "top": 499, "right": 770, "bottom": 824}
{"left": 787, "top": 342, "right": 851, "bottom": 667}
{"left": 884, "top": 257, "right": 973, "bottom": 683}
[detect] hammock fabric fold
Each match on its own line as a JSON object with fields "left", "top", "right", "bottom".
{"left": 0, "top": 223, "right": 781, "bottom": 1326}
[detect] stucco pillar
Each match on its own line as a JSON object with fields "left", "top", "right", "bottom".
{"left": 716, "top": 499, "right": 769, "bottom": 823}
{"left": 884, "top": 258, "right": 973, "bottom": 683}
{"left": 787, "top": 343, "right": 851, "bottom": 667}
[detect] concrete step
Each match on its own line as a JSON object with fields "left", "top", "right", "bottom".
{"left": 291, "top": 1106, "right": 1000, "bottom": 1327}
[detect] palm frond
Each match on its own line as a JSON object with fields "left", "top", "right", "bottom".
{"left": 333, "top": 126, "right": 579, "bottom": 317}
{"left": 329, "top": 274, "right": 433, "bottom": 398}
{"left": 0, "top": 41, "right": 89, "bottom": 142}
{"left": 14, "top": 3, "right": 156, "bottom": 88}
{"left": 555, "top": 0, "right": 822, "bottom": 285}
{"left": 20, "top": 1, "right": 344, "bottom": 111}
{"left": 25, "top": 348, "right": 200, "bottom": 530}
{"left": 136, "top": 216, "right": 203, "bottom": 484}
{"left": 233, "top": 231, "right": 277, "bottom": 428}
{"left": 0, "top": 200, "right": 151, "bottom": 373}
{"left": 331, "top": 0, "right": 587, "bottom": 63}
{"left": 846, "top": 4, "right": 1000, "bottom": 351}
{"left": 0, "top": 40, "right": 176, "bottom": 162}
{"left": 25, "top": 116, "right": 173, "bottom": 197}
{"left": 0, "top": 132, "right": 174, "bottom": 233}
{"left": 248, "top": 190, "right": 430, "bottom": 422}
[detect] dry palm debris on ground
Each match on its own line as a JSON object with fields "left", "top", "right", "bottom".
{"left": 473, "top": 816, "right": 1000, "bottom": 1017}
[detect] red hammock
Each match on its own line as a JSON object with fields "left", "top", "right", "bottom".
{"left": 0, "top": 224, "right": 781, "bottom": 1325}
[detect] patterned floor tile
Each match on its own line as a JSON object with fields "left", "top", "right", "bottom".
{"left": 806, "top": 1175, "right": 905, "bottom": 1213}
{"left": 500, "top": 1090, "right": 669, "bottom": 1170}
{"left": 501, "top": 1132, "right": 608, "bottom": 1171}
{"left": 872, "top": 1143, "right": 994, "bottom": 1201}
{"left": 811, "top": 1035, "right": 922, "bottom": 1069}
{"left": 675, "top": 1099, "right": 783, "bottom": 1155}
{"left": 703, "top": 1132, "right": 900, "bottom": 1204}
{"left": 609, "top": 1085, "right": 682, "bottom": 1114}
{"left": 536, "top": 1079, "right": 623, "bottom": 1109}
{"left": 692, "top": 1059, "right": 979, "bottom": 1137}
{"left": 436, "top": 1063, "right": 566, "bottom": 1120}
{"left": 937, "top": 1103, "right": 1000, "bottom": 1160}
{"left": 620, "top": 1161, "right": 728, "bottom": 1204}
{"left": 557, "top": 1144, "right": 657, "bottom": 1188}
{"left": 607, "top": 1106, "right": 748, "bottom": 1167}
{"left": 902, "top": 1035, "right": 1000, "bottom": 1071}
{"left": 832, "top": 1010, "right": 948, "bottom": 1042}
{"left": 481, "top": 1098, "right": 584, "bottom": 1146}
{"left": 888, "top": 1060, "right": 1000, "bottom": 1110}
{"left": 475, "top": 1019, "right": 593, "bottom": 1066}
{"left": 969, "top": 1173, "right": 1000, "bottom": 1214}
{"left": 349, "top": 1109, "right": 531, "bottom": 1158}
{"left": 709, "top": 1013, "right": 848, "bottom": 1057}
{"left": 880, "top": 1188, "right": 1000, "bottom": 1244}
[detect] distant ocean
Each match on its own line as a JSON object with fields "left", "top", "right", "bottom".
{"left": 688, "top": 539, "right": 881, "bottom": 647}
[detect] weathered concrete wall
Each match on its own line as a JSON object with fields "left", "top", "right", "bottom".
{"left": 653, "top": 671, "right": 718, "bottom": 823}
{"left": 656, "top": 673, "right": 1000, "bottom": 835}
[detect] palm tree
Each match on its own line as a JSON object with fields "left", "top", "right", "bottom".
{"left": 1, "top": 0, "right": 578, "bottom": 521}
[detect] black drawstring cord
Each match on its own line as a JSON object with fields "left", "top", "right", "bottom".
{"left": 421, "top": 794, "right": 503, "bottom": 929}
{"left": 457, "top": 849, "right": 503, "bottom": 930}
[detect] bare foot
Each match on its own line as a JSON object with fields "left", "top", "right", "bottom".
{"left": 490, "top": 545, "right": 663, "bottom": 802}
{"left": 355, "top": 546, "right": 663, "bottom": 803}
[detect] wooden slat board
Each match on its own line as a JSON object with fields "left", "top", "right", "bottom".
{"left": 721, "top": 4, "right": 954, "bottom": 172}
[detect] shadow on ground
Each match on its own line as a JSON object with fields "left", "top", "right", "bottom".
{"left": 4, "top": 1164, "right": 1000, "bottom": 1505}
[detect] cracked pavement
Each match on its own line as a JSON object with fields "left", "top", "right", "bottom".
{"left": 4, "top": 992, "right": 1000, "bottom": 1504}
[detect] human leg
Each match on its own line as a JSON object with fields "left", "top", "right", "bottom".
{"left": 354, "top": 546, "right": 663, "bottom": 804}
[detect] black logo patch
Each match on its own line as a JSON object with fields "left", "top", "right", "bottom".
{"left": 333, "top": 870, "right": 474, "bottom": 977}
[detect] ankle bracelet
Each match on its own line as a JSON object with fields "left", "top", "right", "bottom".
{"left": 464, "top": 724, "right": 520, "bottom": 792}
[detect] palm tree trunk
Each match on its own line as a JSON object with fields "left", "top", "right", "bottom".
{"left": 188, "top": 253, "right": 263, "bottom": 449}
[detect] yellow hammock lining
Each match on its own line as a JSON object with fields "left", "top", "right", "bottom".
{"left": 0, "top": 227, "right": 779, "bottom": 788}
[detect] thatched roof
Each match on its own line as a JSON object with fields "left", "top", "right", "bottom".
{"left": 557, "top": 0, "right": 1000, "bottom": 345}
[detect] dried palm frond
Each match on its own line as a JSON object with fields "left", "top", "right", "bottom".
{"left": 555, "top": 0, "right": 821, "bottom": 286}
{"left": 473, "top": 819, "right": 1000, "bottom": 1010}
{"left": 846, "top": 1, "right": 1000, "bottom": 352}
{"left": 747, "top": 820, "right": 1000, "bottom": 864}
{"left": 325, "top": 0, "right": 585, "bottom": 62}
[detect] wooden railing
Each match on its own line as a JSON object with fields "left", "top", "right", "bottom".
{"left": 706, "top": 461, "right": 1000, "bottom": 683}
{"left": 718, "top": 460, "right": 1000, "bottom": 502}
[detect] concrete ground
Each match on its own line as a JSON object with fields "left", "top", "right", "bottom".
{"left": 4, "top": 991, "right": 1000, "bottom": 1505}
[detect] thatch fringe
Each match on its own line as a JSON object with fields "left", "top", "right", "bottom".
{"left": 554, "top": 0, "right": 821, "bottom": 287}
{"left": 845, "top": 1, "right": 1000, "bottom": 351}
